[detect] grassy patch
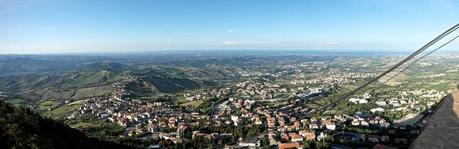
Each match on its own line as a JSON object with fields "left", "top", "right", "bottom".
{"left": 68, "top": 115, "right": 125, "bottom": 139}
{"left": 5, "top": 98, "right": 26, "bottom": 107}
{"left": 65, "top": 71, "right": 122, "bottom": 87}
{"left": 73, "top": 86, "right": 112, "bottom": 99}
{"left": 43, "top": 100, "right": 82, "bottom": 120}
{"left": 39, "top": 99, "right": 57, "bottom": 110}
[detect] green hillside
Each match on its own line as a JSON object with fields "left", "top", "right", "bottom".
{"left": 0, "top": 70, "right": 123, "bottom": 106}
{"left": 0, "top": 60, "right": 236, "bottom": 107}
{"left": 0, "top": 101, "right": 131, "bottom": 149}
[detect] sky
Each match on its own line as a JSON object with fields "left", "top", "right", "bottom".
{"left": 0, "top": 0, "right": 458, "bottom": 54}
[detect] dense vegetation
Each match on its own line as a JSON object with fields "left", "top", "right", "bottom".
{"left": 0, "top": 101, "right": 131, "bottom": 149}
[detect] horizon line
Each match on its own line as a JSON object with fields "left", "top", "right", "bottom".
{"left": 0, "top": 49, "right": 426, "bottom": 55}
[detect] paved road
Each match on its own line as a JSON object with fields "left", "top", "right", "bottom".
{"left": 410, "top": 91, "right": 459, "bottom": 149}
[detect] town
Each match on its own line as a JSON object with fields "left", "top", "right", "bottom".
{"left": 54, "top": 55, "right": 455, "bottom": 148}
{"left": 1, "top": 1, "right": 459, "bottom": 148}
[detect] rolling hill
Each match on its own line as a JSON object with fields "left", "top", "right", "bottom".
{"left": 0, "top": 56, "right": 239, "bottom": 107}
{"left": 0, "top": 101, "right": 131, "bottom": 149}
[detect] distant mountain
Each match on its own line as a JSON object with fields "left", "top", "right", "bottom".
{"left": 0, "top": 57, "right": 76, "bottom": 76}
{"left": 0, "top": 55, "right": 126, "bottom": 76}
{"left": 88, "top": 61, "right": 124, "bottom": 72}
{"left": 126, "top": 75, "right": 200, "bottom": 97}
{"left": 0, "top": 69, "right": 123, "bottom": 105}
{"left": 0, "top": 101, "right": 131, "bottom": 149}
{"left": 0, "top": 55, "right": 238, "bottom": 106}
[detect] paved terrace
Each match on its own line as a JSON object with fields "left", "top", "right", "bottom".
{"left": 411, "top": 91, "right": 459, "bottom": 148}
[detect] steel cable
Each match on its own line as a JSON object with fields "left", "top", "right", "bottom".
{"left": 317, "top": 23, "right": 459, "bottom": 113}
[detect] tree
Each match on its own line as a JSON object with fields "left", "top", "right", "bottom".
{"left": 315, "top": 141, "right": 330, "bottom": 149}
{"left": 261, "top": 135, "right": 270, "bottom": 149}
{"left": 303, "top": 141, "right": 312, "bottom": 149}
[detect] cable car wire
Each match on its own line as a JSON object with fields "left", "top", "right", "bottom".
{"left": 317, "top": 23, "right": 459, "bottom": 114}
{"left": 383, "top": 34, "right": 459, "bottom": 83}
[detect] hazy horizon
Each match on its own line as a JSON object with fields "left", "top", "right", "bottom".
{"left": 0, "top": 49, "right": 419, "bottom": 55}
{"left": 1, "top": 0, "right": 459, "bottom": 54}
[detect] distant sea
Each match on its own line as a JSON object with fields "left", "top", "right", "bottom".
{"left": 8, "top": 49, "right": 458, "bottom": 57}
{"left": 86, "top": 49, "right": 413, "bottom": 57}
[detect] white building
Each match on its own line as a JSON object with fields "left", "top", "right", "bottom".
{"left": 376, "top": 100, "right": 387, "bottom": 106}
{"left": 370, "top": 107, "right": 384, "bottom": 113}
{"left": 231, "top": 115, "right": 239, "bottom": 126}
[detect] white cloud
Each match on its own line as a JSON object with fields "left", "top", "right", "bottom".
{"left": 221, "top": 40, "right": 248, "bottom": 45}
{"left": 319, "top": 41, "right": 341, "bottom": 47}
{"left": 225, "top": 29, "right": 237, "bottom": 33}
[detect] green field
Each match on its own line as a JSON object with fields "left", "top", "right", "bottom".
{"left": 67, "top": 115, "right": 125, "bottom": 139}
{"left": 73, "top": 86, "right": 112, "bottom": 99}
{"left": 38, "top": 98, "right": 57, "bottom": 110}
{"left": 43, "top": 100, "right": 83, "bottom": 120}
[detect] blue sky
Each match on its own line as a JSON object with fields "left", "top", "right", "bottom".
{"left": 0, "top": 0, "right": 458, "bottom": 54}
